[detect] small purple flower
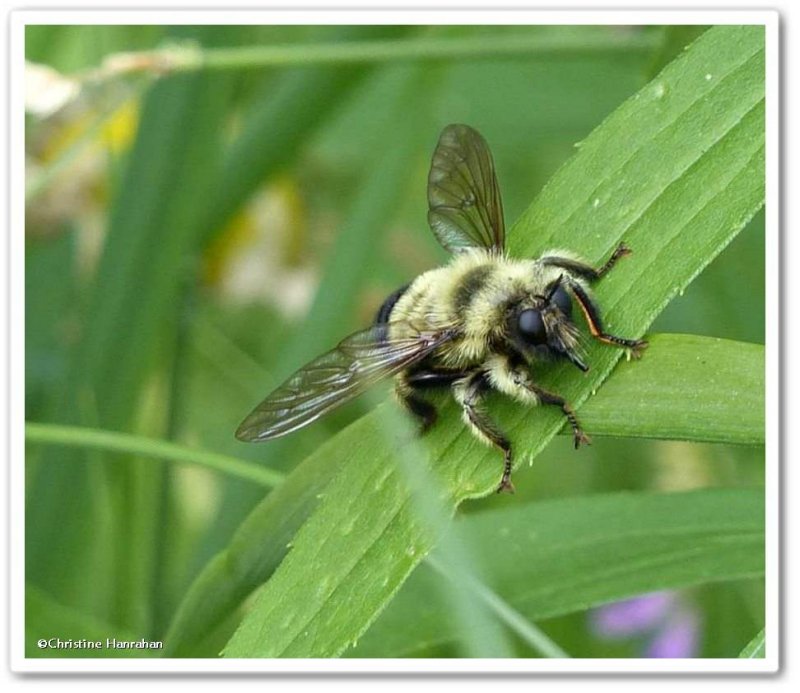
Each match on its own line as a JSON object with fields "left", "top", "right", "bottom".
{"left": 590, "top": 591, "right": 702, "bottom": 658}
{"left": 645, "top": 608, "right": 701, "bottom": 658}
{"left": 591, "top": 591, "right": 676, "bottom": 638}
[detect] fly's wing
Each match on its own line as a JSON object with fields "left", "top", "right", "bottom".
{"left": 235, "top": 323, "right": 457, "bottom": 441}
{"left": 427, "top": 123, "right": 506, "bottom": 254}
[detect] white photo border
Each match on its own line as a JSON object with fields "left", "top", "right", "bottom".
{"left": 8, "top": 7, "right": 780, "bottom": 675}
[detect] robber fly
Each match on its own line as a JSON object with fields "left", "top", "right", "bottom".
{"left": 236, "top": 124, "right": 647, "bottom": 492}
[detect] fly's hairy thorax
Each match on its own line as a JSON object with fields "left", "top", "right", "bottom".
{"left": 388, "top": 249, "right": 562, "bottom": 368}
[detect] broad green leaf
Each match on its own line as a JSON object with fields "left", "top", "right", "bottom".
{"left": 646, "top": 25, "right": 710, "bottom": 78}
{"left": 164, "top": 332, "right": 758, "bottom": 655}
{"left": 578, "top": 334, "right": 764, "bottom": 445}
{"left": 738, "top": 628, "right": 766, "bottom": 658}
{"left": 162, "top": 442, "right": 342, "bottom": 656}
{"left": 214, "top": 25, "right": 764, "bottom": 657}
{"left": 349, "top": 488, "right": 764, "bottom": 657}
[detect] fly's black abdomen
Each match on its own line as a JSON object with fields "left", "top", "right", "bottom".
{"left": 376, "top": 283, "right": 411, "bottom": 325}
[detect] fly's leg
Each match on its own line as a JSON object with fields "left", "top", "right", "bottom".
{"left": 485, "top": 354, "right": 591, "bottom": 451}
{"left": 396, "top": 369, "right": 467, "bottom": 434}
{"left": 540, "top": 242, "right": 632, "bottom": 281}
{"left": 453, "top": 371, "right": 515, "bottom": 494}
{"left": 540, "top": 244, "right": 648, "bottom": 356}
{"left": 564, "top": 278, "right": 648, "bottom": 357}
{"left": 522, "top": 380, "right": 591, "bottom": 448}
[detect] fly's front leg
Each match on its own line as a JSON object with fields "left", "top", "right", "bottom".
{"left": 540, "top": 242, "right": 632, "bottom": 281}
{"left": 541, "top": 244, "right": 648, "bottom": 357}
{"left": 564, "top": 278, "right": 648, "bottom": 358}
{"left": 452, "top": 371, "right": 515, "bottom": 494}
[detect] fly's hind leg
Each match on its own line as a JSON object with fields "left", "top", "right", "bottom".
{"left": 453, "top": 371, "right": 515, "bottom": 494}
{"left": 395, "top": 374, "right": 438, "bottom": 435}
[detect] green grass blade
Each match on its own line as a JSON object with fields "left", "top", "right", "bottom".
{"left": 24, "top": 423, "right": 284, "bottom": 488}
{"left": 25, "top": 585, "right": 144, "bottom": 658}
{"left": 425, "top": 554, "right": 571, "bottom": 658}
{"left": 577, "top": 334, "right": 764, "bottom": 445}
{"left": 166, "top": 25, "right": 767, "bottom": 658}
{"left": 350, "top": 488, "right": 764, "bottom": 657}
{"left": 738, "top": 628, "right": 766, "bottom": 658}
{"left": 196, "top": 25, "right": 412, "bottom": 246}
{"left": 170, "top": 31, "right": 660, "bottom": 72}
{"left": 26, "top": 26, "right": 240, "bottom": 635}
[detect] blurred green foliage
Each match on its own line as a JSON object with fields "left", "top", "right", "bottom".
{"left": 24, "top": 24, "right": 764, "bottom": 660}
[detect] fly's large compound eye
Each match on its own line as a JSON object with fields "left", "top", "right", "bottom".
{"left": 551, "top": 284, "right": 572, "bottom": 317}
{"left": 518, "top": 309, "right": 547, "bottom": 344}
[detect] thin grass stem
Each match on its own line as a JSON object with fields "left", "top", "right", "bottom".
{"left": 425, "top": 554, "right": 571, "bottom": 659}
{"left": 25, "top": 422, "right": 284, "bottom": 488}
